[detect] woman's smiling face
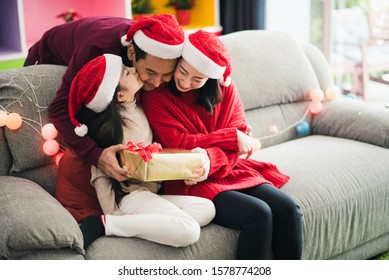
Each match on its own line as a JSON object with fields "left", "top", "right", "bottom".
{"left": 173, "top": 59, "right": 209, "bottom": 92}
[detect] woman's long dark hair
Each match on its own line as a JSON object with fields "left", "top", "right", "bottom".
{"left": 168, "top": 76, "right": 222, "bottom": 113}
{"left": 79, "top": 85, "right": 128, "bottom": 204}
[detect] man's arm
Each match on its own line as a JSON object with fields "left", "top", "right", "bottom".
{"left": 49, "top": 67, "right": 128, "bottom": 181}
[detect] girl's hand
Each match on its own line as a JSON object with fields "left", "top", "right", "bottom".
{"left": 112, "top": 210, "right": 125, "bottom": 216}
{"left": 184, "top": 147, "right": 210, "bottom": 185}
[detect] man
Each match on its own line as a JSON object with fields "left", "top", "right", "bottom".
{"left": 26, "top": 14, "right": 185, "bottom": 248}
{"left": 26, "top": 14, "right": 184, "bottom": 181}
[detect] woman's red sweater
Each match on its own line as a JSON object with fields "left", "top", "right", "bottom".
{"left": 141, "top": 81, "right": 290, "bottom": 200}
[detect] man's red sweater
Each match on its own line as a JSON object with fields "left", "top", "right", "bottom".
{"left": 27, "top": 16, "right": 135, "bottom": 166}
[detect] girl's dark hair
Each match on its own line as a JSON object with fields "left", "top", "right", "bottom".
{"left": 168, "top": 77, "right": 222, "bottom": 113}
{"left": 82, "top": 85, "right": 128, "bottom": 204}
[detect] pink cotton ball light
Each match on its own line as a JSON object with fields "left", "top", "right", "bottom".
{"left": 309, "top": 101, "right": 323, "bottom": 115}
{"left": 5, "top": 113, "right": 23, "bottom": 130}
{"left": 325, "top": 85, "right": 340, "bottom": 100}
{"left": 43, "top": 139, "right": 60, "bottom": 156}
{"left": 42, "top": 123, "right": 58, "bottom": 140}
{"left": 270, "top": 125, "right": 279, "bottom": 135}
{"left": 310, "top": 89, "right": 324, "bottom": 102}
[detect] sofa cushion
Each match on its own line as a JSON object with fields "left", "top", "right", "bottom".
{"left": 313, "top": 97, "right": 389, "bottom": 148}
{"left": 245, "top": 101, "right": 312, "bottom": 149}
{"left": 0, "top": 176, "right": 84, "bottom": 259}
{"left": 302, "top": 43, "right": 334, "bottom": 90}
{"left": 85, "top": 224, "right": 238, "bottom": 260}
{"left": 18, "top": 249, "right": 85, "bottom": 260}
{"left": 0, "top": 65, "right": 66, "bottom": 177}
{"left": 252, "top": 135, "right": 389, "bottom": 259}
{"left": 220, "top": 30, "right": 327, "bottom": 149}
{"left": 220, "top": 30, "right": 320, "bottom": 110}
{"left": 15, "top": 163, "right": 59, "bottom": 196}
{"left": 0, "top": 127, "right": 12, "bottom": 175}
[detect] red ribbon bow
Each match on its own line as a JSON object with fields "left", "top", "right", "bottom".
{"left": 126, "top": 141, "right": 162, "bottom": 162}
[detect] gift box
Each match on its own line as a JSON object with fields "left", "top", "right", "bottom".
{"left": 120, "top": 142, "right": 206, "bottom": 182}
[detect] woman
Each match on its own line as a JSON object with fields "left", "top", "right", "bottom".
{"left": 141, "top": 30, "right": 303, "bottom": 259}
{"left": 56, "top": 54, "right": 215, "bottom": 248}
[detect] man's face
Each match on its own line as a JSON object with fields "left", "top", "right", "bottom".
{"left": 128, "top": 46, "right": 177, "bottom": 91}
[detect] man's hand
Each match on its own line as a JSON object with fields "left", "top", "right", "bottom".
{"left": 98, "top": 144, "right": 129, "bottom": 182}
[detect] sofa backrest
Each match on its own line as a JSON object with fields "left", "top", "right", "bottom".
{"left": 220, "top": 30, "right": 334, "bottom": 148}
{"left": 0, "top": 31, "right": 334, "bottom": 195}
{"left": 0, "top": 65, "right": 66, "bottom": 195}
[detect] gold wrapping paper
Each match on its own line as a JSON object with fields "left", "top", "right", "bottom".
{"left": 120, "top": 149, "right": 206, "bottom": 181}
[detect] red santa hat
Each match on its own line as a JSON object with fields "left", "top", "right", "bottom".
{"left": 182, "top": 30, "right": 232, "bottom": 86}
{"left": 68, "top": 54, "right": 122, "bottom": 137}
{"left": 121, "top": 14, "right": 184, "bottom": 59}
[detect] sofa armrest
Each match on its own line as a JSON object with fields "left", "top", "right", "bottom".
{"left": 312, "top": 97, "right": 389, "bottom": 148}
{"left": 0, "top": 176, "right": 84, "bottom": 259}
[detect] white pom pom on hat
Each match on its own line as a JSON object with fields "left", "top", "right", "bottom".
{"left": 181, "top": 29, "right": 232, "bottom": 87}
{"left": 68, "top": 54, "right": 123, "bottom": 137}
{"left": 219, "top": 76, "right": 231, "bottom": 87}
{"left": 74, "top": 124, "right": 88, "bottom": 137}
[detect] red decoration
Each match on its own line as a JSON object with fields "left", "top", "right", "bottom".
{"left": 126, "top": 141, "right": 162, "bottom": 162}
{"left": 57, "top": 8, "right": 82, "bottom": 22}
{"left": 175, "top": 9, "right": 191, "bottom": 25}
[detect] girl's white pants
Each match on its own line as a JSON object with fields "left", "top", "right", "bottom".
{"left": 103, "top": 190, "right": 216, "bottom": 247}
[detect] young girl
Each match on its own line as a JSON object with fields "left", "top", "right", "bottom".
{"left": 58, "top": 53, "right": 215, "bottom": 247}
{"left": 141, "top": 30, "right": 303, "bottom": 259}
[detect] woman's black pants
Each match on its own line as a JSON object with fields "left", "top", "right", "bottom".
{"left": 212, "top": 184, "right": 303, "bottom": 260}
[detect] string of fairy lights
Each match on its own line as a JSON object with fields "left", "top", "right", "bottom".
{"left": 255, "top": 86, "right": 339, "bottom": 143}
{"left": 0, "top": 69, "right": 341, "bottom": 165}
{"left": 0, "top": 69, "right": 65, "bottom": 164}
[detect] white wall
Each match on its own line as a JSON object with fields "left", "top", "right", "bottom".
{"left": 266, "top": 0, "right": 311, "bottom": 43}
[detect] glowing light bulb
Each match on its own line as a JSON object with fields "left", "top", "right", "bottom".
{"left": 43, "top": 139, "right": 60, "bottom": 156}
{"left": 295, "top": 120, "right": 310, "bottom": 135}
{"left": 325, "top": 85, "right": 340, "bottom": 100}
{"left": 270, "top": 125, "right": 278, "bottom": 135}
{"left": 42, "top": 123, "right": 58, "bottom": 140}
{"left": 0, "top": 110, "right": 7, "bottom": 127}
{"left": 309, "top": 101, "right": 323, "bottom": 115}
{"left": 310, "top": 89, "right": 324, "bottom": 102}
{"left": 5, "top": 113, "right": 23, "bottom": 130}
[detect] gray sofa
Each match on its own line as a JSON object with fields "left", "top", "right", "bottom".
{"left": 1, "top": 30, "right": 389, "bottom": 260}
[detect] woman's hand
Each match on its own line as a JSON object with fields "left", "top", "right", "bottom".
{"left": 184, "top": 147, "right": 210, "bottom": 186}
{"left": 246, "top": 124, "right": 253, "bottom": 137}
{"left": 237, "top": 129, "right": 253, "bottom": 153}
{"left": 237, "top": 129, "right": 261, "bottom": 159}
